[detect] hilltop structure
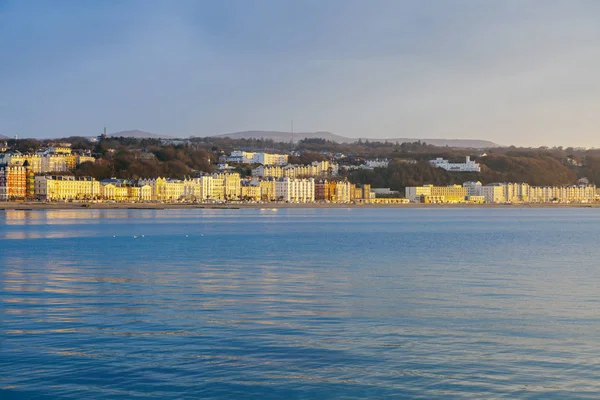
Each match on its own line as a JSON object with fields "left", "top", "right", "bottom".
{"left": 429, "top": 156, "right": 481, "bottom": 172}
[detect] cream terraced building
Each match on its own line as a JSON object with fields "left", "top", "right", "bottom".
{"left": 213, "top": 173, "right": 241, "bottom": 200}
{"left": 0, "top": 152, "right": 95, "bottom": 173}
{"left": 275, "top": 177, "right": 315, "bottom": 203}
{"left": 35, "top": 176, "right": 101, "bottom": 200}
{"left": 406, "top": 185, "right": 468, "bottom": 203}
{"left": 252, "top": 161, "right": 338, "bottom": 179}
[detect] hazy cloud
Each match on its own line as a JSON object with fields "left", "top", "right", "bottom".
{"left": 2, "top": 0, "right": 600, "bottom": 146}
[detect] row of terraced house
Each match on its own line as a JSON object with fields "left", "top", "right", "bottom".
{"left": 0, "top": 169, "right": 373, "bottom": 203}
{"left": 406, "top": 182, "right": 598, "bottom": 203}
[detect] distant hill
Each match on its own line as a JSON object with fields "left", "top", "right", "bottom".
{"left": 109, "top": 130, "right": 175, "bottom": 139}
{"left": 209, "top": 130, "right": 351, "bottom": 143}
{"left": 209, "top": 131, "right": 498, "bottom": 149}
{"left": 0, "top": 134, "right": 9, "bottom": 140}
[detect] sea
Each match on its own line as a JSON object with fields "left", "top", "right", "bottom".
{"left": 1, "top": 208, "right": 600, "bottom": 399}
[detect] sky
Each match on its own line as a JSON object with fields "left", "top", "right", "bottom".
{"left": 2, "top": 0, "right": 600, "bottom": 147}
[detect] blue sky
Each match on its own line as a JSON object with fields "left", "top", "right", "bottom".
{"left": 2, "top": 0, "right": 600, "bottom": 146}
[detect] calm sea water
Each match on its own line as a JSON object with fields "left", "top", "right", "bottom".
{"left": 2, "top": 208, "right": 600, "bottom": 399}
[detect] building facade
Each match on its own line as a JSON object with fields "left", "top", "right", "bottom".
{"left": 35, "top": 176, "right": 101, "bottom": 200}
{"left": 275, "top": 177, "right": 315, "bottom": 203}
{"left": 0, "top": 165, "right": 28, "bottom": 200}
{"left": 430, "top": 156, "right": 481, "bottom": 172}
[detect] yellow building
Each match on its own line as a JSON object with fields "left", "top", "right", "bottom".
{"left": 101, "top": 184, "right": 129, "bottom": 201}
{"left": 240, "top": 185, "right": 261, "bottom": 201}
{"left": 65, "top": 155, "right": 77, "bottom": 170}
{"left": 430, "top": 185, "right": 467, "bottom": 202}
{"left": 252, "top": 161, "right": 337, "bottom": 179}
{"left": 77, "top": 155, "right": 96, "bottom": 165}
{"left": 213, "top": 173, "right": 241, "bottom": 200}
{"left": 259, "top": 179, "right": 277, "bottom": 201}
{"left": 35, "top": 176, "right": 101, "bottom": 200}
{"left": 210, "top": 177, "right": 225, "bottom": 200}
{"left": 138, "top": 177, "right": 186, "bottom": 201}
{"left": 406, "top": 185, "right": 467, "bottom": 203}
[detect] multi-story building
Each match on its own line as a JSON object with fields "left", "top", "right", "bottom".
{"left": 528, "top": 185, "right": 596, "bottom": 203}
{"left": 504, "top": 183, "right": 531, "bottom": 203}
{"left": 334, "top": 181, "right": 352, "bottom": 203}
{"left": 41, "top": 155, "right": 69, "bottom": 173}
{"left": 257, "top": 178, "right": 277, "bottom": 201}
{"left": 315, "top": 180, "right": 332, "bottom": 201}
{"left": 314, "top": 180, "right": 353, "bottom": 202}
{"left": 209, "top": 176, "right": 225, "bottom": 200}
{"left": 482, "top": 183, "right": 507, "bottom": 203}
{"left": 275, "top": 177, "right": 315, "bottom": 203}
{"left": 45, "top": 145, "right": 72, "bottom": 155}
{"left": 35, "top": 176, "right": 101, "bottom": 200}
{"left": 430, "top": 156, "right": 481, "bottom": 172}
{"left": 212, "top": 173, "right": 241, "bottom": 200}
{"left": 198, "top": 176, "right": 215, "bottom": 200}
{"left": 463, "top": 181, "right": 483, "bottom": 196}
{"left": 430, "top": 185, "right": 468, "bottom": 202}
{"left": 99, "top": 179, "right": 152, "bottom": 202}
{"left": 252, "top": 161, "right": 338, "bottom": 179}
{"left": 363, "top": 159, "right": 389, "bottom": 169}
{"left": 0, "top": 164, "right": 28, "bottom": 200}
{"left": 227, "top": 151, "right": 288, "bottom": 166}
{"left": 356, "top": 184, "right": 371, "bottom": 202}
{"left": 405, "top": 185, "right": 468, "bottom": 203}
{"left": 0, "top": 151, "right": 94, "bottom": 173}
{"left": 138, "top": 178, "right": 185, "bottom": 201}
{"left": 240, "top": 184, "right": 261, "bottom": 201}
{"left": 405, "top": 185, "right": 432, "bottom": 202}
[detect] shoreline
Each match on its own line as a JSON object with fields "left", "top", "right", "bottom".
{"left": 1, "top": 202, "right": 599, "bottom": 210}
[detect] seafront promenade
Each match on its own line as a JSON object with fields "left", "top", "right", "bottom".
{"left": 1, "top": 201, "right": 598, "bottom": 210}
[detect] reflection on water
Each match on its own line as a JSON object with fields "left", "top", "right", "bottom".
{"left": 2, "top": 209, "right": 600, "bottom": 398}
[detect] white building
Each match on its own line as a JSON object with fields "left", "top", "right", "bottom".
{"left": 463, "top": 181, "right": 483, "bottom": 196}
{"left": 226, "top": 151, "right": 288, "bottom": 166}
{"left": 363, "top": 159, "right": 390, "bottom": 169}
{"left": 275, "top": 177, "right": 315, "bottom": 203}
{"left": 430, "top": 156, "right": 481, "bottom": 172}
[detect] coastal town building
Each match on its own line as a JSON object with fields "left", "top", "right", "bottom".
{"left": 342, "top": 159, "right": 391, "bottom": 170}
{"left": 0, "top": 164, "right": 29, "bottom": 200}
{"left": 252, "top": 161, "right": 338, "bottom": 179}
{"left": 405, "top": 186, "right": 430, "bottom": 202}
{"left": 256, "top": 178, "right": 277, "bottom": 201}
{"left": 430, "top": 156, "right": 481, "bottom": 172}
{"left": 482, "top": 184, "right": 506, "bottom": 203}
{"left": 100, "top": 179, "right": 152, "bottom": 201}
{"left": 215, "top": 173, "right": 241, "bottom": 200}
{"left": 313, "top": 180, "right": 369, "bottom": 203}
{"left": 35, "top": 175, "right": 101, "bottom": 200}
{"left": 364, "top": 159, "right": 389, "bottom": 169}
{"left": 405, "top": 185, "right": 468, "bottom": 203}
{"left": 0, "top": 149, "right": 95, "bottom": 174}
{"left": 463, "top": 181, "right": 483, "bottom": 196}
{"left": 226, "top": 151, "right": 288, "bottom": 166}
{"left": 240, "top": 183, "right": 262, "bottom": 201}
{"left": 275, "top": 177, "right": 315, "bottom": 203}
